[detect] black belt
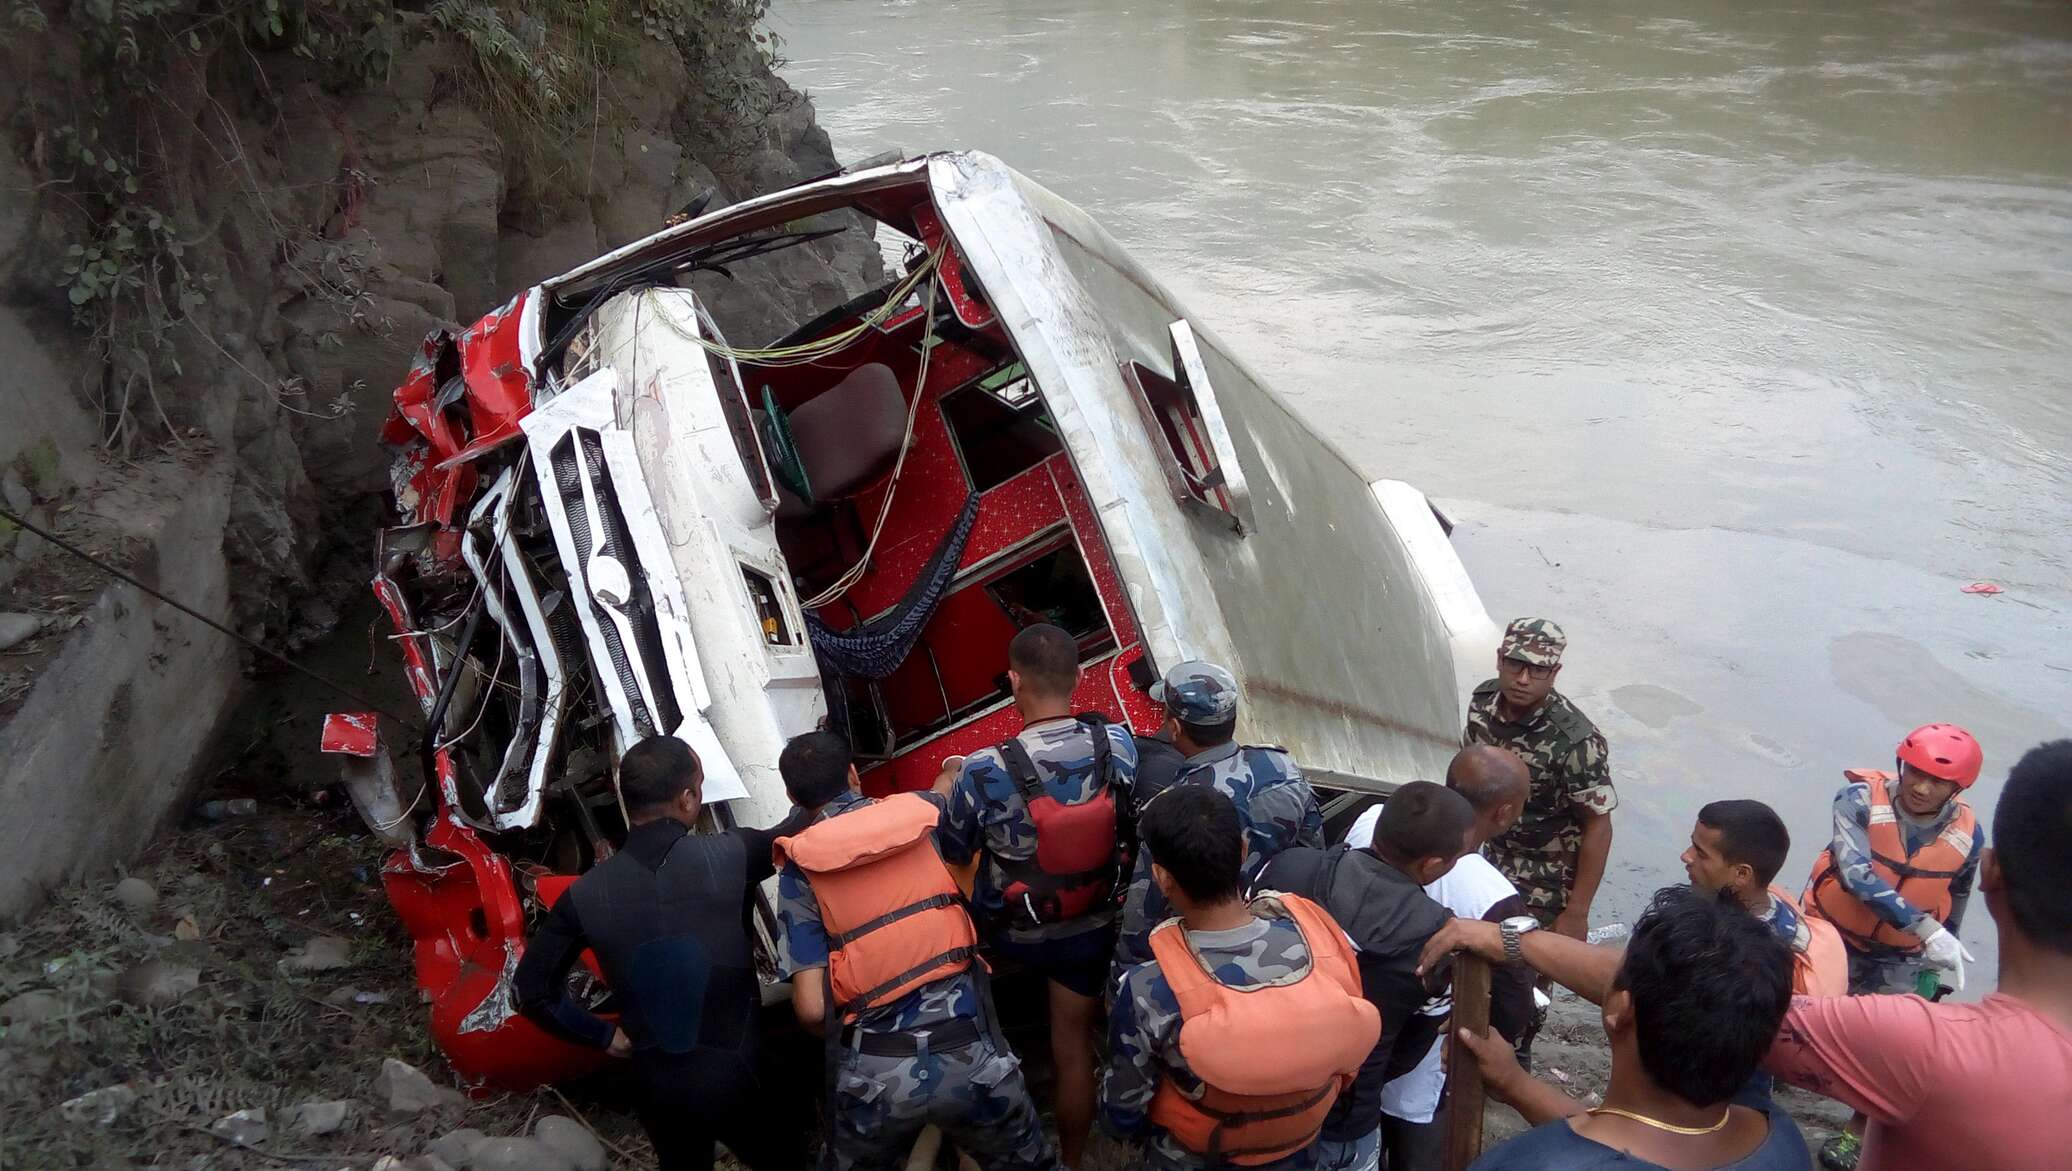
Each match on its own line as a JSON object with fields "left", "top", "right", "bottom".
{"left": 840, "top": 1015, "right": 983, "bottom": 1057}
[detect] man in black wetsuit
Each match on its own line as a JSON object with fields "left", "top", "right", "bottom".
{"left": 516, "top": 734, "right": 806, "bottom": 1171}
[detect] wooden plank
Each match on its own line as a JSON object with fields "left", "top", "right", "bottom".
{"left": 1443, "top": 953, "right": 1494, "bottom": 1171}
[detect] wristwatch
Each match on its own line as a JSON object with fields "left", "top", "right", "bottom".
{"left": 1499, "top": 915, "right": 1540, "bottom": 965}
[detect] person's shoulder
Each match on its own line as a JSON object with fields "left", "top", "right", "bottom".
{"left": 1543, "top": 690, "right": 1601, "bottom": 743}
{"left": 1467, "top": 1120, "right": 1611, "bottom": 1169}
{"left": 1239, "top": 743, "right": 1301, "bottom": 778}
{"left": 1471, "top": 677, "right": 1502, "bottom": 699}
{"left": 1429, "top": 852, "right": 1519, "bottom": 916}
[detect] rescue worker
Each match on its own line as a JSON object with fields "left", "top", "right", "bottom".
{"left": 1682, "top": 799, "right": 1848, "bottom": 995}
{"left": 1765, "top": 738, "right": 2072, "bottom": 1171}
{"left": 1257, "top": 781, "right": 1472, "bottom": 1171}
{"left": 1464, "top": 618, "right": 1616, "bottom": 940}
{"left": 1102, "top": 785, "right": 1380, "bottom": 1171}
{"left": 1801, "top": 722, "right": 1984, "bottom": 996}
{"left": 775, "top": 730, "right": 1058, "bottom": 1171}
{"left": 932, "top": 623, "right": 1138, "bottom": 1169}
{"left": 1443, "top": 887, "right": 1810, "bottom": 1170}
{"left": 515, "top": 735, "right": 807, "bottom": 1171}
{"left": 1346, "top": 746, "right": 1538, "bottom": 1171}
{"left": 1797, "top": 723, "right": 1984, "bottom": 1171}
{"left": 1114, "top": 660, "right": 1322, "bottom": 968}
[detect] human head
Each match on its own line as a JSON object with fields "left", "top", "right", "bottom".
{"left": 1983, "top": 739, "right": 2072, "bottom": 959}
{"left": 1893, "top": 723, "right": 1982, "bottom": 817}
{"left": 619, "top": 735, "right": 703, "bottom": 824}
{"left": 1008, "top": 623, "right": 1080, "bottom": 708}
{"left": 1684, "top": 799, "right": 1790, "bottom": 908}
{"left": 778, "top": 730, "right": 859, "bottom": 811}
{"left": 1142, "top": 784, "right": 1245, "bottom": 915}
{"left": 1151, "top": 659, "right": 1239, "bottom": 753}
{"left": 1445, "top": 745, "right": 1529, "bottom": 847}
{"left": 1604, "top": 886, "right": 1793, "bottom": 1108}
{"left": 1495, "top": 617, "right": 1565, "bottom": 712}
{"left": 1370, "top": 781, "right": 1476, "bottom": 885}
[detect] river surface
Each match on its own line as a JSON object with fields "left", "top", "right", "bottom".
{"left": 770, "top": 0, "right": 2072, "bottom": 984}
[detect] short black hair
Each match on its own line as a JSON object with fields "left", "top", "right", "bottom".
{"left": 779, "top": 731, "right": 853, "bottom": 809}
{"left": 1141, "top": 785, "right": 1243, "bottom": 904}
{"left": 619, "top": 735, "right": 702, "bottom": 813}
{"left": 1995, "top": 739, "right": 2072, "bottom": 955}
{"left": 1373, "top": 781, "right": 1475, "bottom": 865}
{"left": 1615, "top": 886, "right": 1793, "bottom": 1106}
{"left": 1009, "top": 623, "right": 1080, "bottom": 698}
{"left": 1179, "top": 716, "right": 1236, "bottom": 748}
{"left": 1696, "top": 799, "right": 1791, "bottom": 887}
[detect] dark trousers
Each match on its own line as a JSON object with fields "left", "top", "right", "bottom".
{"left": 635, "top": 1048, "right": 807, "bottom": 1171}
{"left": 1381, "top": 1111, "right": 1445, "bottom": 1171}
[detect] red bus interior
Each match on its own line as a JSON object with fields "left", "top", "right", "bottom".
{"left": 744, "top": 208, "right": 1161, "bottom": 790}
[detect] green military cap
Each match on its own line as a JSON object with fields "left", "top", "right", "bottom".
{"left": 1500, "top": 617, "right": 1566, "bottom": 667}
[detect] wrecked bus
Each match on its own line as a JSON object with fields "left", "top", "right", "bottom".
{"left": 322, "top": 152, "right": 1494, "bottom": 1087}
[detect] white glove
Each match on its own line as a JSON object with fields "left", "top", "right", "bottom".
{"left": 1910, "top": 921, "right": 1976, "bottom": 991}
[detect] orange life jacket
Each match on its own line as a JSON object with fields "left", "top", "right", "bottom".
{"left": 1146, "top": 895, "right": 1381, "bottom": 1166}
{"left": 773, "top": 793, "right": 978, "bottom": 1023}
{"left": 1803, "top": 769, "right": 1978, "bottom": 954}
{"left": 1769, "top": 884, "right": 1848, "bottom": 996}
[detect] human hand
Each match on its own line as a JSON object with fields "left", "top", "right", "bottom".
{"left": 1416, "top": 917, "right": 1504, "bottom": 978}
{"left": 931, "top": 755, "right": 965, "bottom": 796}
{"left": 1551, "top": 907, "right": 1589, "bottom": 942}
{"left": 1455, "top": 1025, "right": 1530, "bottom": 1103}
{"left": 607, "top": 1028, "right": 633, "bottom": 1058}
{"left": 1912, "top": 923, "right": 1975, "bottom": 991}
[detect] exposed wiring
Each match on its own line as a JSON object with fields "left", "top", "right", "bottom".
{"left": 653, "top": 247, "right": 942, "bottom": 368}
{"left": 801, "top": 267, "right": 944, "bottom": 610}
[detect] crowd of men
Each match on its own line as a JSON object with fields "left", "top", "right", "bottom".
{"left": 515, "top": 618, "right": 2072, "bottom": 1171}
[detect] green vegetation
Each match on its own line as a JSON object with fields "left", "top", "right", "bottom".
{"left": 9, "top": 0, "right": 778, "bottom": 454}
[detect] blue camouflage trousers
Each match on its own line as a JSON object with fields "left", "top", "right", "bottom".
{"left": 825, "top": 1036, "right": 1059, "bottom": 1171}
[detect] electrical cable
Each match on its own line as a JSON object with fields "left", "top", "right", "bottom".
{"left": 0, "top": 504, "right": 422, "bottom": 730}
{"left": 800, "top": 266, "right": 944, "bottom": 610}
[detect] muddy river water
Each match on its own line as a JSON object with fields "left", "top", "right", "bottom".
{"left": 772, "top": 0, "right": 2072, "bottom": 979}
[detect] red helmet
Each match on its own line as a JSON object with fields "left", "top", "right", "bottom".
{"left": 1894, "top": 723, "right": 1983, "bottom": 788}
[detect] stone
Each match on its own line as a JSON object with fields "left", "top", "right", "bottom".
{"left": 112, "top": 876, "right": 159, "bottom": 914}
{"left": 533, "top": 1115, "right": 606, "bottom": 1171}
{"left": 375, "top": 1057, "right": 465, "bottom": 1115}
{"left": 60, "top": 1083, "right": 138, "bottom": 1126}
{"left": 426, "top": 1126, "right": 486, "bottom": 1167}
{"left": 468, "top": 1136, "right": 575, "bottom": 1171}
{"left": 418, "top": 1157, "right": 458, "bottom": 1171}
{"left": 281, "top": 935, "right": 354, "bottom": 972}
{"left": 0, "top": 933, "right": 19, "bottom": 959}
{"left": 209, "top": 1107, "right": 269, "bottom": 1146}
{"left": 115, "top": 960, "right": 201, "bottom": 1008}
{"left": 290, "top": 1098, "right": 354, "bottom": 1136}
{"left": 0, "top": 990, "right": 62, "bottom": 1030}
{"left": 0, "top": 612, "right": 43, "bottom": 653}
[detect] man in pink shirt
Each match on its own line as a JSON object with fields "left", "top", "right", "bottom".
{"left": 1762, "top": 738, "right": 2072, "bottom": 1171}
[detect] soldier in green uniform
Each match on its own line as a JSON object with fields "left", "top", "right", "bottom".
{"left": 1464, "top": 618, "right": 1616, "bottom": 940}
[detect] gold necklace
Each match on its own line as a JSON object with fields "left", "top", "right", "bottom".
{"left": 1586, "top": 1106, "right": 1732, "bottom": 1136}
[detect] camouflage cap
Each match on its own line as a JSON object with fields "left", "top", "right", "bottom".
{"left": 1500, "top": 618, "right": 1567, "bottom": 667}
{"left": 1149, "top": 660, "right": 1239, "bottom": 725}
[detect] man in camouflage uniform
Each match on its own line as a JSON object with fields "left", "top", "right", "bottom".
{"left": 1464, "top": 618, "right": 1616, "bottom": 940}
{"left": 1103, "top": 786, "right": 1357, "bottom": 1171}
{"left": 775, "top": 731, "right": 1058, "bottom": 1171}
{"left": 932, "top": 623, "right": 1137, "bottom": 1169}
{"left": 1112, "top": 660, "right": 1323, "bottom": 969}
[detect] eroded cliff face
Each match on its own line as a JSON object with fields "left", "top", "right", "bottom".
{"left": 0, "top": 8, "right": 882, "bottom": 919}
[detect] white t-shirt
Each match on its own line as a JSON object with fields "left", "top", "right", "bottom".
{"left": 1345, "top": 804, "right": 1521, "bottom": 1124}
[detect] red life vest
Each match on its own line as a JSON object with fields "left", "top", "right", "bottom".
{"left": 992, "top": 723, "right": 1120, "bottom": 927}
{"left": 1769, "top": 884, "right": 1848, "bottom": 996}
{"left": 773, "top": 793, "right": 978, "bottom": 1023}
{"left": 1803, "top": 769, "right": 1978, "bottom": 954}
{"left": 1146, "top": 895, "right": 1380, "bottom": 1166}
